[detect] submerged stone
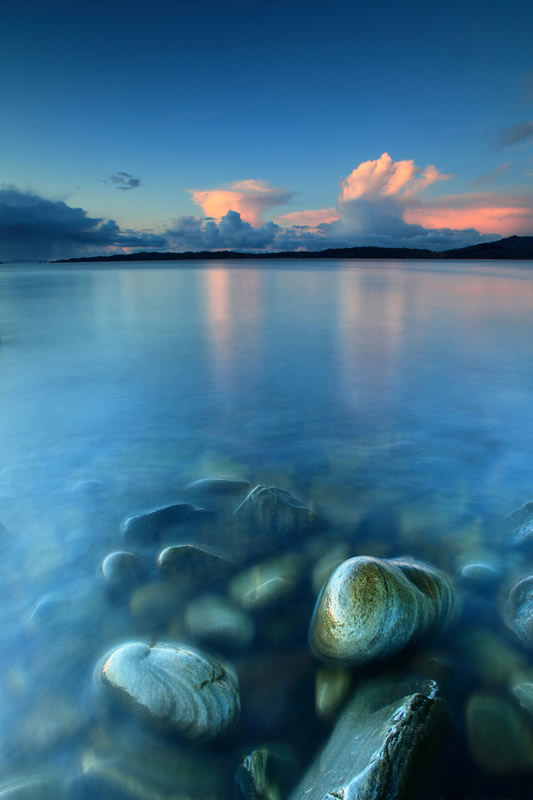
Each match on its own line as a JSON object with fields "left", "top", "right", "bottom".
{"left": 315, "top": 666, "right": 351, "bottom": 721}
{"left": 309, "top": 556, "right": 456, "bottom": 665}
{"left": 233, "top": 485, "right": 318, "bottom": 542}
{"left": 185, "top": 593, "right": 255, "bottom": 649}
{"left": 289, "top": 679, "right": 444, "bottom": 800}
{"left": 504, "top": 575, "right": 533, "bottom": 648}
{"left": 101, "top": 551, "right": 148, "bottom": 593}
{"left": 458, "top": 562, "right": 500, "bottom": 587}
{"left": 505, "top": 501, "right": 533, "bottom": 546}
{"left": 466, "top": 691, "right": 533, "bottom": 774}
{"left": 157, "top": 543, "right": 234, "bottom": 587}
{"left": 229, "top": 553, "right": 305, "bottom": 611}
{"left": 73, "top": 736, "right": 231, "bottom": 800}
{"left": 459, "top": 629, "right": 527, "bottom": 687}
{"left": 236, "top": 749, "right": 281, "bottom": 800}
{"left": 97, "top": 642, "right": 240, "bottom": 740}
{"left": 122, "top": 504, "right": 196, "bottom": 544}
{"left": 510, "top": 681, "right": 533, "bottom": 716}
{"left": 0, "top": 777, "right": 65, "bottom": 799}
{"left": 186, "top": 478, "right": 252, "bottom": 496}
{"left": 505, "top": 500, "right": 533, "bottom": 532}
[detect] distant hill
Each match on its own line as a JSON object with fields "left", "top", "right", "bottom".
{"left": 437, "top": 235, "right": 533, "bottom": 259}
{"left": 52, "top": 235, "right": 533, "bottom": 263}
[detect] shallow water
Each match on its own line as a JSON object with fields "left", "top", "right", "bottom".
{"left": 1, "top": 259, "right": 533, "bottom": 797}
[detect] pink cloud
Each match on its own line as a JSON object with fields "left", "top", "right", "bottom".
{"left": 405, "top": 192, "right": 533, "bottom": 235}
{"left": 338, "top": 152, "right": 448, "bottom": 202}
{"left": 275, "top": 207, "right": 339, "bottom": 227}
{"left": 191, "top": 179, "right": 293, "bottom": 227}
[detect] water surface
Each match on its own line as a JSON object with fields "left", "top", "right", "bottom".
{"left": 1, "top": 259, "right": 533, "bottom": 797}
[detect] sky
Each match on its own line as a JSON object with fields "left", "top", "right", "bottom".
{"left": 1, "top": 0, "right": 533, "bottom": 260}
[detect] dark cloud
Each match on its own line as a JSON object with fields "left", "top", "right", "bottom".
{"left": 166, "top": 208, "right": 491, "bottom": 253}
{"left": 0, "top": 187, "right": 166, "bottom": 261}
{"left": 110, "top": 172, "right": 142, "bottom": 190}
{"left": 167, "top": 210, "right": 279, "bottom": 250}
{"left": 500, "top": 121, "right": 533, "bottom": 147}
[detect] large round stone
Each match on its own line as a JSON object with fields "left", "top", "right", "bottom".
{"left": 97, "top": 642, "right": 240, "bottom": 741}
{"left": 309, "top": 556, "right": 456, "bottom": 665}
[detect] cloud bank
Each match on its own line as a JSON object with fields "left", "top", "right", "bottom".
{"left": 170, "top": 153, "right": 504, "bottom": 252}
{"left": 0, "top": 187, "right": 166, "bottom": 261}
{"left": 3, "top": 152, "right": 532, "bottom": 260}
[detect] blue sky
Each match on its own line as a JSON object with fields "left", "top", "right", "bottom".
{"left": 1, "top": 0, "right": 533, "bottom": 259}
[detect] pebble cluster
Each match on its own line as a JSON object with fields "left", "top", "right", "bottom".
{"left": 2, "top": 480, "right": 533, "bottom": 800}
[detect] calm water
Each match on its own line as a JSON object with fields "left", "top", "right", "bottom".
{"left": 1, "top": 259, "right": 533, "bottom": 797}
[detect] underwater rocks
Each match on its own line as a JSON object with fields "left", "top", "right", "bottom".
{"left": 72, "top": 735, "right": 232, "bottom": 800}
{"left": 0, "top": 776, "right": 66, "bottom": 799}
{"left": 97, "top": 642, "right": 240, "bottom": 740}
{"left": 466, "top": 691, "right": 533, "bottom": 774}
{"left": 289, "top": 679, "right": 444, "bottom": 800}
{"left": 157, "top": 543, "right": 235, "bottom": 587}
{"left": 309, "top": 556, "right": 456, "bottom": 665}
{"left": 233, "top": 486, "right": 318, "bottom": 543}
{"left": 122, "top": 504, "right": 197, "bottom": 545}
{"left": 229, "top": 553, "right": 305, "bottom": 611}
{"left": 504, "top": 576, "right": 533, "bottom": 648}
{"left": 185, "top": 593, "right": 255, "bottom": 649}
{"left": 186, "top": 478, "right": 252, "bottom": 496}
{"left": 505, "top": 500, "right": 533, "bottom": 546}
{"left": 100, "top": 551, "right": 148, "bottom": 594}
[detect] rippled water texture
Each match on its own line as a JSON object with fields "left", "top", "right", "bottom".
{"left": 1, "top": 259, "right": 533, "bottom": 798}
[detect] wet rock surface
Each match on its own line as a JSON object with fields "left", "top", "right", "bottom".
{"left": 97, "top": 642, "right": 240, "bottom": 740}
{"left": 289, "top": 679, "right": 444, "bottom": 800}
{"left": 310, "top": 556, "right": 456, "bottom": 665}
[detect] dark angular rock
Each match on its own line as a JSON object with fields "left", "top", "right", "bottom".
{"left": 504, "top": 501, "right": 533, "bottom": 546}
{"left": 233, "top": 486, "right": 318, "bottom": 557}
{"left": 289, "top": 679, "right": 444, "bottom": 800}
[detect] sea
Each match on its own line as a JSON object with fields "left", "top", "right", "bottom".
{"left": 1, "top": 258, "right": 533, "bottom": 798}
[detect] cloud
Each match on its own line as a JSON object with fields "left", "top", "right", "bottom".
{"left": 275, "top": 207, "right": 339, "bottom": 227}
{"left": 191, "top": 179, "right": 294, "bottom": 226}
{"left": 168, "top": 154, "right": 511, "bottom": 252}
{"left": 167, "top": 210, "right": 279, "bottom": 250}
{"left": 110, "top": 171, "right": 142, "bottom": 190}
{"left": 338, "top": 152, "right": 447, "bottom": 202}
{"left": 500, "top": 121, "right": 533, "bottom": 147}
{"left": 0, "top": 187, "right": 166, "bottom": 261}
{"left": 472, "top": 163, "right": 510, "bottom": 186}
{"left": 405, "top": 191, "right": 533, "bottom": 236}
